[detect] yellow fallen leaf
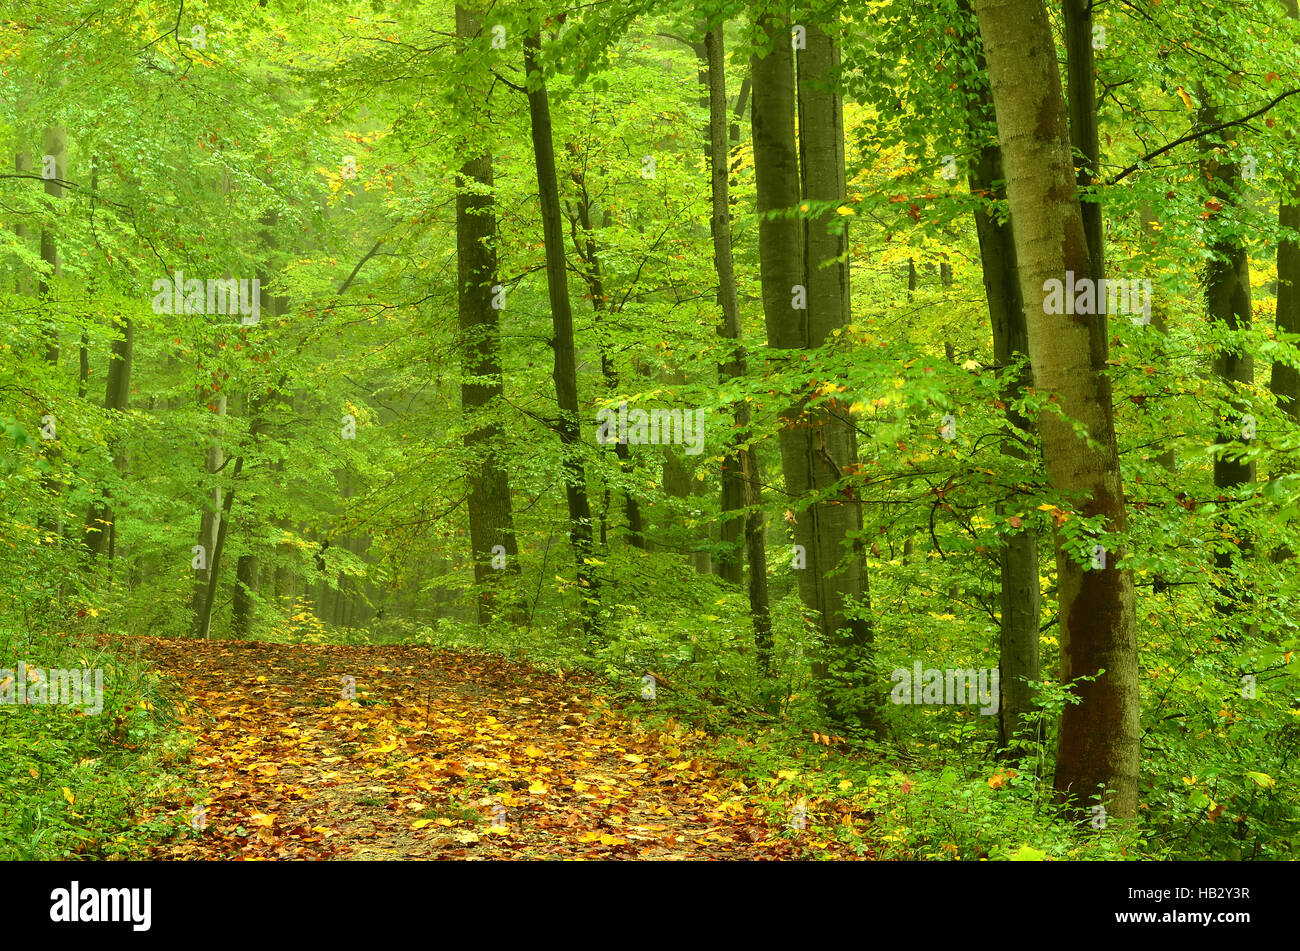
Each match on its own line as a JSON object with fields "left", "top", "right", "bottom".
{"left": 249, "top": 812, "right": 276, "bottom": 828}
{"left": 411, "top": 819, "right": 435, "bottom": 830}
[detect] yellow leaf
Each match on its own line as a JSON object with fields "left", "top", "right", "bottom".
{"left": 1245, "top": 771, "right": 1275, "bottom": 788}
{"left": 599, "top": 834, "right": 628, "bottom": 846}
{"left": 411, "top": 819, "right": 435, "bottom": 830}
{"left": 62, "top": 787, "right": 75, "bottom": 806}
{"left": 523, "top": 745, "right": 546, "bottom": 758}
{"left": 249, "top": 812, "right": 276, "bottom": 828}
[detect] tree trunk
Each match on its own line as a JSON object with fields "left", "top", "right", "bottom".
{"left": 1200, "top": 99, "right": 1256, "bottom": 621}
{"left": 565, "top": 143, "right": 646, "bottom": 549}
{"left": 233, "top": 554, "right": 258, "bottom": 637}
{"left": 957, "top": 0, "right": 1041, "bottom": 754}
{"left": 198, "top": 457, "right": 243, "bottom": 640}
{"left": 457, "top": 4, "right": 521, "bottom": 624}
{"left": 14, "top": 151, "right": 33, "bottom": 296}
{"left": 39, "top": 122, "right": 65, "bottom": 364}
{"left": 795, "top": 20, "right": 877, "bottom": 729}
{"left": 1269, "top": 0, "right": 1300, "bottom": 416}
{"left": 1063, "top": 0, "right": 1104, "bottom": 283}
{"left": 706, "top": 23, "right": 774, "bottom": 674}
{"left": 523, "top": 31, "right": 602, "bottom": 641}
{"left": 85, "top": 314, "right": 133, "bottom": 557}
{"left": 975, "top": 0, "right": 1140, "bottom": 818}
{"left": 36, "top": 124, "right": 66, "bottom": 537}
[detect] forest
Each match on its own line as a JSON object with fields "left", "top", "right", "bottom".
{"left": 1, "top": 0, "right": 1298, "bottom": 865}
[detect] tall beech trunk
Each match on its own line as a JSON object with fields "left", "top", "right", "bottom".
{"left": 957, "top": 0, "right": 1041, "bottom": 753}
{"left": 975, "top": 0, "right": 1139, "bottom": 818}
{"left": 752, "top": 5, "right": 824, "bottom": 691}
{"left": 14, "top": 151, "right": 33, "bottom": 296}
{"left": 84, "top": 315, "right": 133, "bottom": 557}
{"left": 457, "top": 5, "right": 521, "bottom": 624}
{"left": 197, "top": 456, "right": 243, "bottom": 640}
{"left": 39, "top": 122, "right": 65, "bottom": 364}
{"left": 37, "top": 125, "right": 66, "bottom": 536}
{"left": 1200, "top": 98, "right": 1256, "bottom": 620}
{"left": 565, "top": 144, "right": 645, "bottom": 550}
{"left": 1273, "top": 1, "right": 1300, "bottom": 418}
{"left": 1064, "top": 0, "right": 1104, "bottom": 283}
{"left": 192, "top": 394, "right": 227, "bottom": 633}
{"left": 795, "top": 20, "right": 876, "bottom": 728}
{"left": 706, "top": 24, "right": 774, "bottom": 674}
{"left": 523, "top": 32, "right": 601, "bottom": 640}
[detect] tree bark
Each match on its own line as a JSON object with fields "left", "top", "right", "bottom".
{"left": 84, "top": 314, "right": 133, "bottom": 557}
{"left": 1064, "top": 0, "right": 1104, "bottom": 283}
{"left": 1270, "top": 0, "right": 1300, "bottom": 417}
{"left": 975, "top": 0, "right": 1140, "bottom": 818}
{"left": 706, "top": 24, "right": 774, "bottom": 674}
{"left": 957, "top": 0, "right": 1041, "bottom": 754}
{"left": 457, "top": 4, "right": 521, "bottom": 624}
{"left": 523, "top": 31, "right": 602, "bottom": 641}
{"left": 565, "top": 144, "right": 646, "bottom": 549}
{"left": 795, "top": 19, "right": 877, "bottom": 729}
{"left": 1200, "top": 97, "right": 1256, "bottom": 621}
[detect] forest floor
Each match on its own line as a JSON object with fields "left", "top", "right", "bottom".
{"left": 132, "top": 637, "right": 858, "bottom": 860}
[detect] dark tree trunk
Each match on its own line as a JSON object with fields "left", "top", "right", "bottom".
{"left": 457, "top": 5, "right": 521, "bottom": 624}
{"left": 706, "top": 24, "right": 774, "bottom": 673}
{"left": 524, "top": 31, "right": 602, "bottom": 641}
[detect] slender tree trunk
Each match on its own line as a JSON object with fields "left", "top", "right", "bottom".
{"left": 198, "top": 456, "right": 243, "bottom": 640}
{"left": 14, "top": 151, "right": 33, "bottom": 296}
{"left": 957, "top": 0, "right": 1041, "bottom": 754}
{"left": 1269, "top": 0, "right": 1300, "bottom": 416}
{"left": 1200, "top": 98, "right": 1256, "bottom": 621}
{"left": 706, "top": 24, "right": 774, "bottom": 673}
{"left": 565, "top": 144, "right": 646, "bottom": 549}
{"left": 39, "top": 122, "right": 65, "bottom": 365}
{"left": 457, "top": 5, "right": 521, "bottom": 624}
{"left": 192, "top": 393, "right": 227, "bottom": 633}
{"left": 523, "top": 31, "right": 601, "bottom": 641}
{"left": 85, "top": 314, "right": 133, "bottom": 557}
{"left": 36, "top": 124, "right": 66, "bottom": 537}
{"left": 1268, "top": 0, "right": 1300, "bottom": 574}
{"left": 1064, "top": 0, "right": 1104, "bottom": 283}
{"left": 975, "top": 0, "right": 1140, "bottom": 818}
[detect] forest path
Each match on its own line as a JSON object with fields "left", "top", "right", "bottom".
{"left": 135, "top": 636, "right": 825, "bottom": 859}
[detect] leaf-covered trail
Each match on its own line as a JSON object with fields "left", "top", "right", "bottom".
{"left": 135, "top": 637, "right": 837, "bottom": 860}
